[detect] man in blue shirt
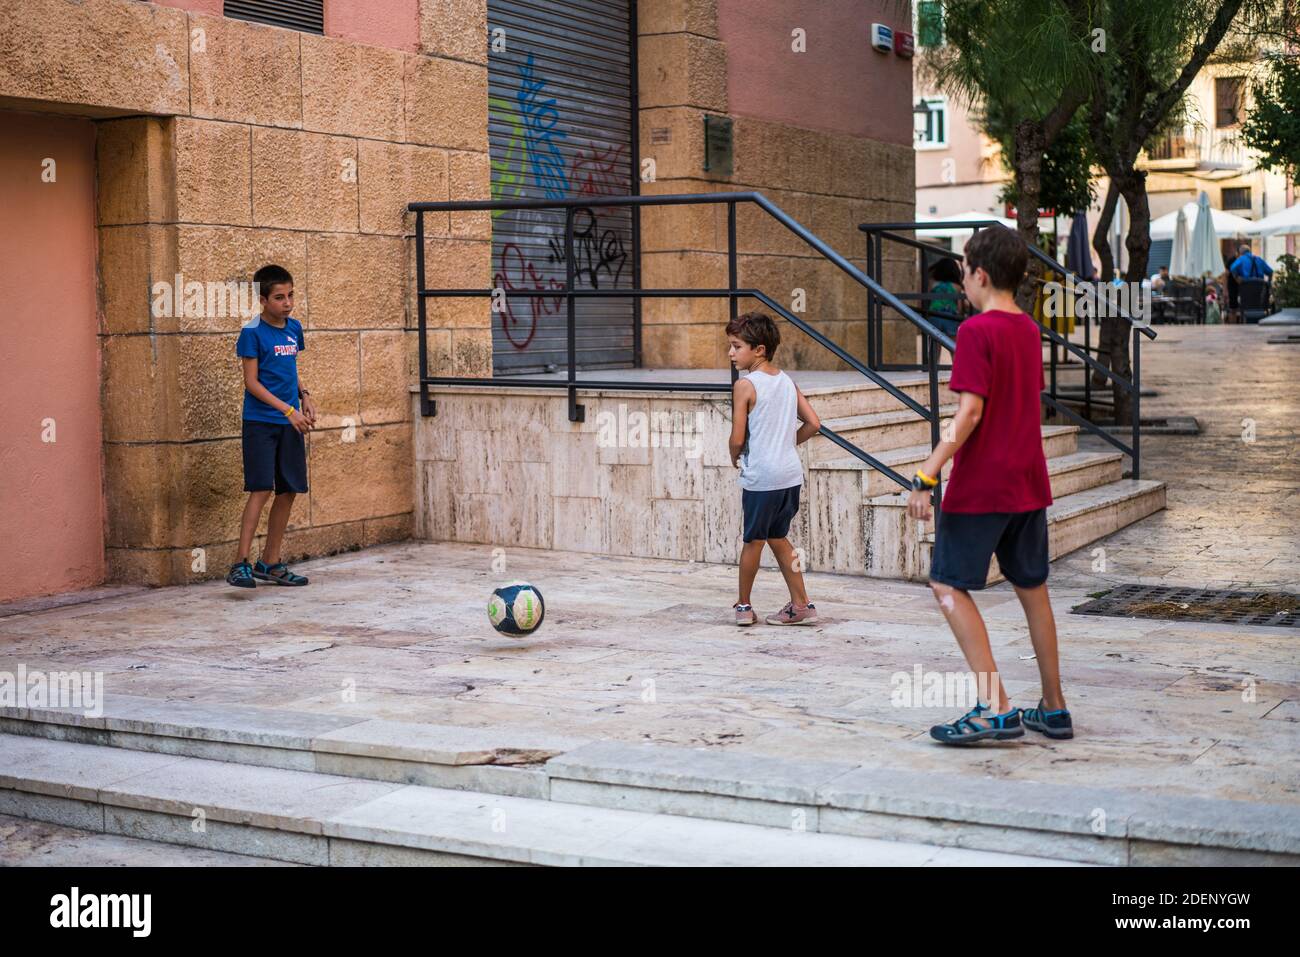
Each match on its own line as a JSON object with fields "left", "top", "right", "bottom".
{"left": 1229, "top": 244, "right": 1274, "bottom": 280}
{"left": 227, "top": 264, "right": 318, "bottom": 588}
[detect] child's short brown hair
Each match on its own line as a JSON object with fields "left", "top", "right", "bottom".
{"left": 725, "top": 311, "right": 781, "bottom": 359}
{"left": 962, "top": 225, "right": 1028, "bottom": 292}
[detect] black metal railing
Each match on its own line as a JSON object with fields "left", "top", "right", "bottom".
{"left": 409, "top": 192, "right": 956, "bottom": 495}
{"left": 860, "top": 220, "right": 1157, "bottom": 479}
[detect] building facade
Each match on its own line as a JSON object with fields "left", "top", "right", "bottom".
{"left": 0, "top": 0, "right": 916, "bottom": 601}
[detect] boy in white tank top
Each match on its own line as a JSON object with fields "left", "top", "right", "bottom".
{"left": 726, "top": 312, "right": 822, "bottom": 626}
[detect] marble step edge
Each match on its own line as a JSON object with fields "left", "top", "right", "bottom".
{"left": 918, "top": 478, "right": 1167, "bottom": 544}
{"left": 545, "top": 741, "right": 1300, "bottom": 864}
{"left": 797, "top": 370, "right": 953, "bottom": 399}
{"left": 866, "top": 477, "right": 1164, "bottom": 526}
{"left": 0, "top": 694, "right": 591, "bottom": 800}
{"left": 812, "top": 425, "right": 1079, "bottom": 473}
{"left": 0, "top": 734, "right": 1064, "bottom": 868}
{"left": 864, "top": 452, "right": 1133, "bottom": 516}
{"left": 4, "top": 699, "right": 1294, "bottom": 865}
{"left": 821, "top": 403, "right": 960, "bottom": 433}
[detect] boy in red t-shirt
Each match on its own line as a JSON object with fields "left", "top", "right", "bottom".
{"left": 906, "top": 225, "right": 1073, "bottom": 745}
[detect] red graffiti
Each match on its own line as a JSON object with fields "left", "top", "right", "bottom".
{"left": 494, "top": 242, "right": 565, "bottom": 350}
{"left": 571, "top": 144, "right": 630, "bottom": 215}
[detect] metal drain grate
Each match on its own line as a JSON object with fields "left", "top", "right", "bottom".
{"left": 1073, "top": 584, "right": 1299, "bottom": 628}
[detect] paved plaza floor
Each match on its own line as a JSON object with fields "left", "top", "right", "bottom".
{"left": 0, "top": 326, "right": 1295, "bottom": 821}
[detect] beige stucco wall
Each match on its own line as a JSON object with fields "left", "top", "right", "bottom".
{"left": 0, "top": 0, "right": 490, "bottom": 587}
{"left": 637, "top": 0, "right": 919, "bottom": 370}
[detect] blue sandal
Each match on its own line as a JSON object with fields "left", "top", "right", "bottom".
{"left": 253, "top": 560, "right": 309, "bottom": 586}
{"left": 226, "top": 560, "right": 256, "bottom": 588}
{"left": 930, "top": 703, "right": 1024, "bottom": 745}
{"left": 1023, "top": 699, "right": 1073, "bottom": 739}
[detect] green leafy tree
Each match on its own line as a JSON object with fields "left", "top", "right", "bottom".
{"left": 920, "top": 0, "right": 1099, "bottom": 255}
{"left": 1241, "top": 55, "right": 1300, "bottom": 181}
{"left": 1083, "top": 0, "right": 1275, "bottom": 424}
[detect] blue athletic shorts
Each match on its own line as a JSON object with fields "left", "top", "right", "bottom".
{"left": 929, "top": 508, "right": 1048, "bottom": 591}
{"left": 242, "top": 420, "right": 309, "bottom": 494}
{"left": 741, "top": 485, "right": 801, "bottom": 543}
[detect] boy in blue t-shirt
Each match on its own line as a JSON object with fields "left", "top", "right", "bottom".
{"left": 226, "top": 264, "right": 317, "bottom": 588}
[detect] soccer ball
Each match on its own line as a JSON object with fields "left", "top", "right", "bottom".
{"left": 487, "top": 582, "right": 545, "bottom": 637}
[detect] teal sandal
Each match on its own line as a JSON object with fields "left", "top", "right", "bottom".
{"left": 226, "top": 560, "right": 256, "bottom": 588}
{"left": 252, "top": 560, "right": 309, "bottom": 586}
{"left": 930, "top": 703, "right": 1024, "bottom": 745}
{"left": 1023, "top": 699, "right": 1073, "bottom": 739}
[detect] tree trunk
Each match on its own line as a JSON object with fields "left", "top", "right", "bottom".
{"left": 1013, "top": 118, "right": 1047, "bottom": 312}
{"left": 1089, "top": 180, "right": 1119, "bottom": 389}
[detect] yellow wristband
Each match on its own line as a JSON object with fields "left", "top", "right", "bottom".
{"left": 283, "top": 405, "right": 297, "bottom": 418}
{"left": 916, "top": 468, "right": 938, "bottom": 488}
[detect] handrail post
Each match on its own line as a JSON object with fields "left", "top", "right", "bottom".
{"left": 864, "top": 230, "right": 877, "bottom": 368}
{"left": 928, "top": 334, "right": 943, "bottom": 517}
{"left": 728, "top": 200, "right": 738, "bottom": 385}
{"left": 1083, "top": 308, "right": 1092, "bottom": 420}
{"left": 565, "top": 206, "right": 583, "bottom": 422}
{"left": 415, "top": 209, "right": 435, "bottom": 417}
{"left": 1132, "top": 324, "right": 1141, "bottom": 479}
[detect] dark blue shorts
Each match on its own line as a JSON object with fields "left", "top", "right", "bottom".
{"left": 929, "top": 508, "right": 1049, "bottom": 591}
{"left": 242, "top": 420, "right": 308, "bottom": 494}
{"left": 742, "top": 485, "right": 801, "bottom": 543}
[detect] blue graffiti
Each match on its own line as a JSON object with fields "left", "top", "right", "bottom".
{"left": 517, "top": 53, "right": 568, "bottom": 198}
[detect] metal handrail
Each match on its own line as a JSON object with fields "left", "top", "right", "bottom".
{"left": 858, "top": 220, "right": 1155, "bottom": 479}
{"left": 409, "top": 192, "right": 958, "bottom": 494}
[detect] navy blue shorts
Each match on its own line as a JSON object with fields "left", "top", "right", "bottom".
{"left": 742, "top": 485, "right": 801, "bottom": 543}
{"left": 929, "top": 508, "right": 1049, "bottom": 591}
{"left": 242, "top": 420, "right": 308, "bottom": 494}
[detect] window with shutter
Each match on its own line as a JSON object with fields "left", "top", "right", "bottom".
{"left": 1215, "top": 76, "right": 1245, "bottom": 128}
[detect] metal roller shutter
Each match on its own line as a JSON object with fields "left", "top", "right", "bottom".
{"left": 223, "top": 1, "right": 324, "bottom": 34}
{"left": 487, "top": 0, "right": 637, "bottom": 373}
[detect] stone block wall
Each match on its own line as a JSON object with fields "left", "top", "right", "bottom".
{"left": 0, "top": 0, "right": 492, "bottom": 585}
{"left": 635, "top": 0, "right": 920, "bottom": 372}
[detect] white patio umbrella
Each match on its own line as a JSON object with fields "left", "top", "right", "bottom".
{"left": 915, "top": 210, "right": 1016, "bottom": 238}
{"left": 1169, "top": 206, "right": 1191, "bottom": 277}
{"left": 1188, "top": 191, "right": 1225, "bottom": 278}
{"left": 1248, "top": 202, "right": 1300, "bottom": 237}
{"left": 1150, "top": 200, "right": 1255, "bottom": 240}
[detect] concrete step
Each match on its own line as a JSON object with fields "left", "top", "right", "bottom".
{"left": 807, "top": 449, "right": 1129, "bottom": 577}
{"left": 6, "top": 701, "right": 1293, "bottom": 865}
{"left": 0, "top": 733, "right": 1075, "bottom": 867}
{"left": 537, "top": 741, "right": 1300, "bottom": 867}
{"left": 860, "top": 477, "right": 1166, "bottom": 582}
{"left": 798, "top": 372, "right": 956, "bottom": 419}
{"left": 809, "top": 404, "right": 960, "bottom": 462}
{"left": 811, "top": 424, "right": 1080, "bottom": 500}
{"left": 0, "top": 812, "right": 301, "bottom": 866}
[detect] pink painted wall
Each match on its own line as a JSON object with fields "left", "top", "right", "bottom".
{"left": 151, "top": 0, "right": 421, "bottom": 52}
{"left": 716, "top": 0, "right": 913, "bottom": 145}
{"left": 326, "top": 0, "right": 420, "bottom": 52}
{"left": 0, "top": 112, "right": 105, "bottom": 602}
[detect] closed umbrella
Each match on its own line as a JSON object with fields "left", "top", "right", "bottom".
{"left": 1065, "top": 210, "right": 1096, "bottom": 280}
{"left": 1170, "top": 207, "right": 1190, "bottom": 277}
{"left": 1188, "top": 190, "right": 1225, "bottom": 278}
